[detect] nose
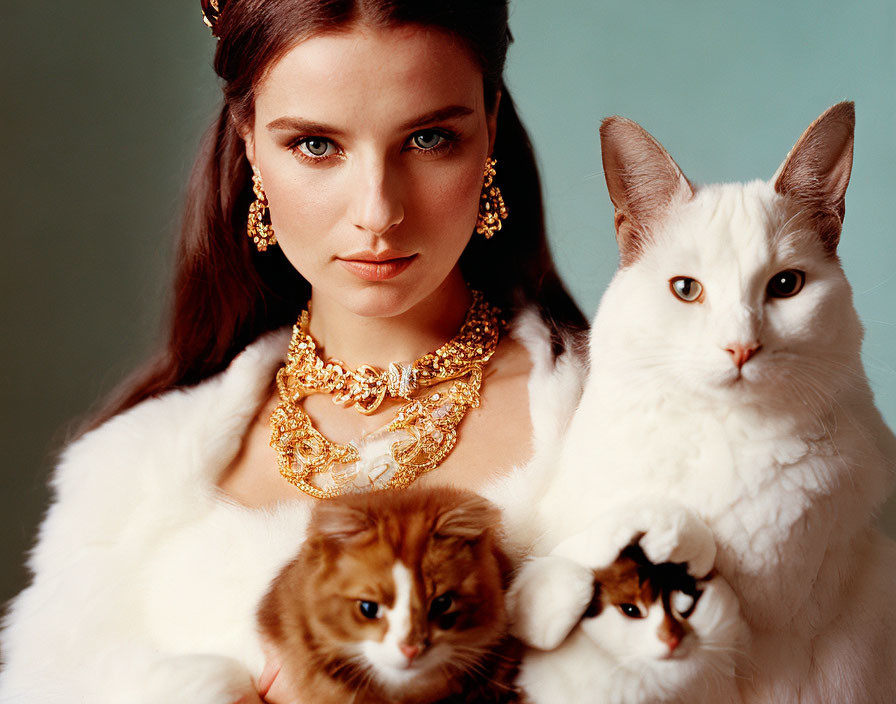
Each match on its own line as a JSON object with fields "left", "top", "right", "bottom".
{"left": 659, "top": 618, "right": 685, "bottom": 654}
{"left": 664, "top": 632, "right": 682, "bottom": 654}
{"left": 724, "top": 342, "right": 761, "bottom": 369}
{"left": 350, "top": 157, "right": 404, "bottom": 236}
{"left": 399, "top": 642, "right": 421, "bottom": 663}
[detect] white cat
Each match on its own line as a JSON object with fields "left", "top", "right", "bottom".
{"left": 513, "top": 103, "right": 896, "bottom": 703}
{"left": 515, "top": 540, "right": 746, "bottom": 704}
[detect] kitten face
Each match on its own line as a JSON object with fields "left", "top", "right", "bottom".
{"left": 582, "top": 547, "right": 699, "bottom": 662}
{"left": 597, "top": 104, "right": 861, "bottom": 410}
{"left": 259, "top": 487, "right": 510, "bottom": 700}
{"left": 319, "top": 532, "right": 502, "bottom": 689}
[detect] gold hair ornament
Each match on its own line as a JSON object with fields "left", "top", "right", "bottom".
{"left": 270, "top": 291, "right": 502, "bottom": 499}
{"left": 201, "top": 0, "right": 222, "bottom": 36}
{"left": 475, "top": 157, "right": 509, "bottom": 239}
{"left": 248, "top": 166, "right": 278, "bottom": 252}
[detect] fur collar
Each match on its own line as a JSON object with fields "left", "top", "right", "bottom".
{"left": 0, "top": 308, "right": 586, "bottom": 703}
{"left": 37, "top": 307, "right": 587, "bottom": 566}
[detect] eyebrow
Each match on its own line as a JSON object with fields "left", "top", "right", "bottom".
{"left": 399, "top": 105, "right": 475, "bottom": 131}
{"left": 265, "top": 105, "right": 475, "bottom": 135}
{"left": 266, "top": 116, "right": 345, "bottom": 135}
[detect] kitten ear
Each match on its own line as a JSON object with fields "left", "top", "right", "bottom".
{"left": 311, "top": 503, "right": 371, "bottom": 541}
{"left": 600, "top": 116, "right": 695, "bottom": 266}
{"left": 773, "top": 101, "right": 855, "bottom": 253}
{"left": 435, "top": 494, "right": 501, "bottom": 540}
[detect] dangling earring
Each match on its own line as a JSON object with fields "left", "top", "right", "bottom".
{"left": 248, "top": 166, "right": 277, "bottom": 252}
{"left": 475, "top": 156, "right": 508, "bottom": 239}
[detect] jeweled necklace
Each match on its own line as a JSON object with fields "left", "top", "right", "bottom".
{"left": 270, "top": 291, "right": 502, "bottom": 499}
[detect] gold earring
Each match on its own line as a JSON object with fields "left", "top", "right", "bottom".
{"left": 475, "top": 157, "right": 508, "bottom": 239}
{"left": 248, "top": 166, "right": 277, "bottom": 252}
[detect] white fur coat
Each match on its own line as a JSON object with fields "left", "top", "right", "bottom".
{"left": 0, "top": 310, "right": 586, "bottom": 704}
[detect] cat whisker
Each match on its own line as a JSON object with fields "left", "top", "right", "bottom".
{"left": 770, "top": 210, "right": 807, "bottom": 248}
{"left": 856, "top": 268, "right": 896, "bottom": 296}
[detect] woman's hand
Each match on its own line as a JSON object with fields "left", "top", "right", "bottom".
{"left": 254, "top": 654, "right": 307, "bottom": 704}
{"left": 228, "top": 658, "right": 281, "bottom": 704}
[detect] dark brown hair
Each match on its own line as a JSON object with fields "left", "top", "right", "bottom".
{"left": 91, "top": 0, "right": 586, "bottom": 428}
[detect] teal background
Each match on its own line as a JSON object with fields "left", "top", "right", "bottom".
{"left": 1, "top": 1, "right": 894, "bottom": 607}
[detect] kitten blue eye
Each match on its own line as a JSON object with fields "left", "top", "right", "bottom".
{"left": 410, "top": 130, "right": 446, "bottom": 151}
{"left": 767, "top": 269, "right": 805, "bottom": 298}
{"left": 358, "top": 600, "right": 380, "bottom": 619}
{"left": 429, "top": 593, "right": 453, "bottom": 617}
{"left": 618, "top": 603, "right": 644, "bottom": 619}
{"left": 670, "top": 277, "right": 704, "bottom": 303}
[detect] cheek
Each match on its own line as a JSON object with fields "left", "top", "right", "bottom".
{"left": 406, "top": 160, "right": 482, "bottom": 250}
{"left": 265, "top": 174, "right": 345, "bottom": 254}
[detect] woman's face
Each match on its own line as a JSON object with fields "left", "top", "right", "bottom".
{"left": 244, "top": 23, "right": 497, "bottom": 318}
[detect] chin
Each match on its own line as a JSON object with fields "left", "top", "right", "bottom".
{"left": 699, "top": 367, "right": 794, "bottom": 409}
{"left": 331, "top": 280, "right": 432, "bottom": 319}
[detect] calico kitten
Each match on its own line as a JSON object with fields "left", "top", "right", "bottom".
{"left": 257, "top": 487, "right": 521, "bottom": 704}
{"left": 517, "top": 544, "right": 745, "bottom": 704}
{"left": 515, "top": 102, "right": 896, "bottom": 703}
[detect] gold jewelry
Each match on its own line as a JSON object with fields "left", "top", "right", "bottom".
{"left": 475, "top": 157, "right": 509, "bottom": 239}
{"left": 248, "top": 166, "right": 277, "bottom": 252}
{"left": 201, "top": 0, "right": 221, "bottom": 35}
{"left": 269, "top": 291, "right": 503, "bottom": 499}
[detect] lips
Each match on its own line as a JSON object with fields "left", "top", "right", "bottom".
{"left": 337, "top": 251, "right": 417, "bottom": 281}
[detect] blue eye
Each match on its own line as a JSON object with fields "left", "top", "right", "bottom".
{"left": 295, "top": 137, "right": 336, "bottom": 159}
{"left": 358, "top": 601, "right": 380, "bottom": 619}
{"left": 411, "top": 130, "right": 446, "bottom": 150}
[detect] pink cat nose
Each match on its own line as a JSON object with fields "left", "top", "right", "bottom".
{"left": 725, "top": 342, "right": 761, "bottom": 369}
{"left": 665, "top": 632, "right": 682, "bottom": 653}
{"left": 399, "top": 643, "right": 421, "bottom": 662}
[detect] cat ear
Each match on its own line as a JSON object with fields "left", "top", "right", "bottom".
{"left": 311, "top": 503, "right": 372, "bottom": 541}
{"left": 600, "top": 116, "right": 695, "bottom": 266}
{"left": 773, "top": 101, "right": 855, "bottom": 253}
{"left": 435, "top": 494, "right": 502, "bottom": 540}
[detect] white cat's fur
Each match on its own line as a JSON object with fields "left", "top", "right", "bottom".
{"left": 518, "top": 567, "right": 745, "bottom": 704}
{"left": 514, "top": 103, "right": 896, "bottom": 703}
{"left": 511, "top": 509, "right": 746, "bottom": 704}
{"left": 0, "top": 311, "right": 586, "bottom": 703}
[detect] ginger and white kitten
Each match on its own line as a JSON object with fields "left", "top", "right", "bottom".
{"left": 257, "top": 487, "right": 521, "bottom": 704}
{"left": 516, "top": 102, "right": 896, "bottom": 703}
{"left": 517, "top": 544, "right": 745, "bottom": 704}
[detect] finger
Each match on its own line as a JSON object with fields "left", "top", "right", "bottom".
{"left": 257, "top": 659, "right": 281, "bottom": 699}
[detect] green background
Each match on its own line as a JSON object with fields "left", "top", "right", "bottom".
{"left": 2, "top": 1, "right": 894, "bottom": 607}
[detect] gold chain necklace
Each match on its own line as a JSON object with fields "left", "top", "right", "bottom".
{"left": 270, "top": 291, "right": 502, "bottom": 499}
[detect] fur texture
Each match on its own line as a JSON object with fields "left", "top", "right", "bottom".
{"left": 0, "top": 311, "right": 585, "bottom": 703}
{"left": 514, "top": 103, "right": 896, "bottom": 703}
{"left": 517, "top": 545, "right": 746, "bottom": 704}
{"left": 258, "top": 487, "right": 520, "bottom": 703}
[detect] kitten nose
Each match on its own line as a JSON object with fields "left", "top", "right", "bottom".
{"left": 664, "top": 632, "right": 682, "bottom": 653}
{"left": 724, "top": 342, "right": 761, "bottom": 369}
{"left": 399, "top": 643, "right": 421, "bottom": 662}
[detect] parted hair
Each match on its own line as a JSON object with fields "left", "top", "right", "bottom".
{"left": 90, "top": 0, "right": 586, "bottom": 429}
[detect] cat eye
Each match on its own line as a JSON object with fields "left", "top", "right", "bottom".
{"left": 429, "top": 593, "right": 453, "bottom": 617}
{"left": 358, "top": 600, "right": 380, "bottom": 619}
{"left": 669, "top": 277, "right": 704, "bottom": 303}
{"left": 767, "top": 269, "right": 805, "bottom": 298}
{"left": 618, "top": 603, "right": 644, "bottom": 619}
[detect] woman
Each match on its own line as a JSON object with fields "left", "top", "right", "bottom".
{"left": 0, "top": 1, "right": 587, "bottom": 702}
